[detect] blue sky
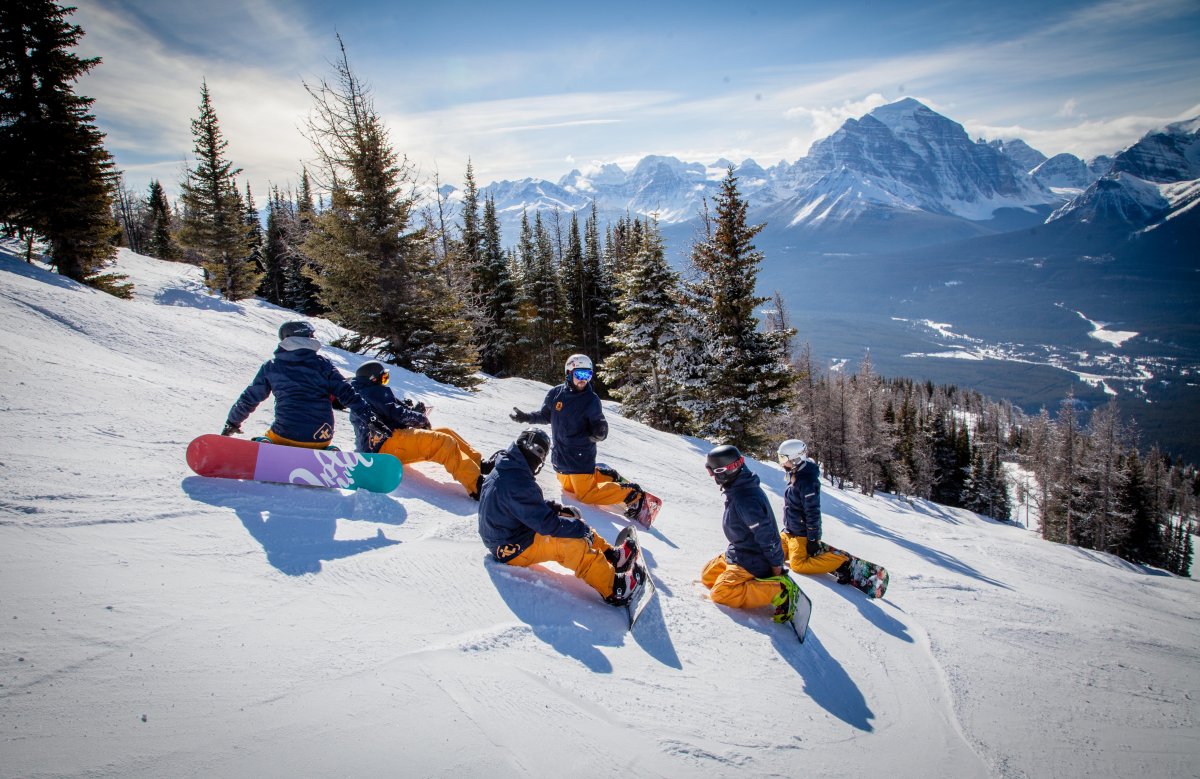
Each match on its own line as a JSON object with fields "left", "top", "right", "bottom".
{"left": 73, "top": 0, "right": 1200, "bottom": 199}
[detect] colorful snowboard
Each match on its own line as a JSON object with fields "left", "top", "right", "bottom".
{"left": 822, "top": 543, "right": 889, "bottom": 599}
{"left": 633, "top": 491, "right": 663, "bottom": 528}
{"left": 763, "top": 574, "right": 813, "bottom": 643}
{"left": 186, "top": 434, "right": 402, "bottom": 493}
{"left": 615, "top": 526, "right": 656, "bottom": 629}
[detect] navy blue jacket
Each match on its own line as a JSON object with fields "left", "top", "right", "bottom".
{"left": 525, "top": 382, "right": 608, "bottom": 474}
{"left": 782, "top": 459, "right": 823, "bottom": 540}
{"left": 721, "top": 468, "right": 785, "bottom": 578}
{"left": 228, "top": 346, "right": 371, "bottom": 445}
{"left": 478, "top": 443, "right": 591, "bottom": 562}
{"left": 349, "top": 377, "right": 430, "bottom": 452}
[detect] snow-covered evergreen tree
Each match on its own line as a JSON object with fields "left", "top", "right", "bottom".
{"left": 602, "top": 218, "right": 690, "bottom": 432}
{"left": 682, "top": 168, "right": 794, "bottom": 454}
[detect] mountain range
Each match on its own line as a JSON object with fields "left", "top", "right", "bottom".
{"left": 453, "top": 99, "right": 1200, "bottom": 460}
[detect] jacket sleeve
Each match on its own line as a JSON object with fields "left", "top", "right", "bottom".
{"left": 743, "top": 493, "right": 785, "bottom": 568}
{"left": 797, "top": 465, "right": 823, "bottom": 540}
{"left": 227, "top": 363, "right": 272, "bottom": 425}
{"left": 375, "top": 389, "right": 429, "bottom": 430}
{"left": 511, "top": 476, "right": 589, "bottom": 539}
{"left": 587, "top": 397, "right": 608, "bottom": 441}
{"left": 524, "top": 387, "right": 556, "bottom": 425}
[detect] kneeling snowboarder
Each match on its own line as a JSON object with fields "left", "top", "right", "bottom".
{"left": 699, "top": 444, "right": 801, "bottom": 623}
{"left": 478, "top": 429, "right": 643, "bottom": 606}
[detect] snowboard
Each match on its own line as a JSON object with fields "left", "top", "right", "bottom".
{"left": 632, "top": 491, "right": 663, "bottom": 528}
{"left": 763, "top": 574, "right": 813, "bottom": 644}
{"left": 599, "top": 463, "right": 662, "bottom": 528}
{"left": 614, "top": 526, "right": 656, "bottom": 629}
{"left": 822, "top": 542, "right": 889, "bottom": 599}
{"left": 186, "top": 434, "right": 402, "bottom": 493}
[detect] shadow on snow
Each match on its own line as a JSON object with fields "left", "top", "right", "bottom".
{"left": 181, "top": 475, "right": 404, "bottom": 575}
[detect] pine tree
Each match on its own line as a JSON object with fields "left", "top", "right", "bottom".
{"left": 145, "top": 180, "right": 179, "bottom": 260}
{"left": 682, "top": 168, "right": 794, "bottom": 453}
{"left": 178, "top": 82, "right": 259, "bottom": 300}
{"left": 259, "top": 187, "right": 289, "bottom": 305}
{"left": 283, "top": 169, "right": 321, "bottom": 314}
{"left": 602, "top": 218, "right": 690, "bottom": 432}
{"left": 475, "top": 195, "right": 518, "bottom": 375}
{"left": 0, "top": 0, "right": 128, "bottom": 296}
{"left": 302, "top": 37, "right": 479, "bottom": 387}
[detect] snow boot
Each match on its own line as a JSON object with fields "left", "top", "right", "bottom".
{"left": 622, "top": 488, "right": 645, "bottom": 521}
{"left": 605, "top": 567, "right": 642, "bottom": 606}
{"left": 605, "top": 528, "right": 639, "bottom": 572}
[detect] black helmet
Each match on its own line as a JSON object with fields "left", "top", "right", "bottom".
{"left": 279, "top": 320, "right": 315, "bottom": 340}
{"left": 705, "top": 444, "right": 745, "bottom": 486}
{"left": 355, "top": 360, "right": 389, "bottom": 384}
{"left": 516, "top": 428, "right": 551, "bottom": 474}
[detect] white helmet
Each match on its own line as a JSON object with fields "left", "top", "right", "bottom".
{"left": 565, "top": 354, "right": 594, "bottom": 381}
{"left": 777, "top": 439, "right": 808, "bottom": 469}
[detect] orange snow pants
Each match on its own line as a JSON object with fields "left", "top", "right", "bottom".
{"left": 701, "top": 554, "right": 783, "bottom": 610}
{"left": 507, "top": 531, "right": 616, "bottom": 598}
{"left": 380, "top": 427, "right": 481, "bottom": 495}
{"left": 780, "top": 532, "right": 850, "bottom": 575}
{"left": 557, "top": 470, "right": 637, "bottom": 506}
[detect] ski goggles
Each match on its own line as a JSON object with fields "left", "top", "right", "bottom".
{"left": 571, "top": 368, "right": 593, "bottom": 381}
{"left": 706, "top": 457, "right": 744, "bottom": 475}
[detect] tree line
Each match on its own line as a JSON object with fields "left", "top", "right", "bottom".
{"left": 3, "top": 1, "right": 1193, "bottom": 576}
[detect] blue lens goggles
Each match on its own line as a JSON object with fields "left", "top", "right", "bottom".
{"left": 571, "top": 368, "right": 593, "bottom": 381}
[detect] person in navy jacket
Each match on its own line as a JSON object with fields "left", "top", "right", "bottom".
{"left": 777, "top": 439, "right": 850, "bottom": 576}
{"left": 350, "top": 360, "right": 483, "bottom": 499}
{"left": 700, "top": 444, "right": 798, "bottom": 618}
{"left": 478, "top": 429, "right": 640, "bottom": 605}
{"left": 510, "top": 354, "right": 651, "bottom": 520}
{"left": 223, "top": 321, "right": 375, "bottom": 448}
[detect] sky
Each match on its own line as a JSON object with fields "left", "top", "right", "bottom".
{"left": 72, "top": 0, "right": 1200, "bottom": 199}
{"left": 2, "top": 239, "right": 1198, "bottom": 777}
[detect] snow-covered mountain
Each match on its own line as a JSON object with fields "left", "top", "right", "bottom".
{"left": 1048, "top": 118, "right": 1200, "bottom": 231}
{"left": 474, "top": 99, "right": 1088, "bottom": 246}
{"left": 3, "top": 245, "right": 1198, "bottom": 778}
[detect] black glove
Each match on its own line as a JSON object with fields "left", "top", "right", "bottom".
{"left": 582, "top": 527, "right": 595, "bottom": 547}
{"left": 221, "top": 421, "right": 242, "bottom": 436}
{"left": 807, "top": 538, "right": 821, "bottom": 557}
{"left": 510, "top": 407, "right": 530, "bottom": 423}
{"left": 559, "top": 505, "right": 582, "bottom": 520}
{"left": 587, "top": 420, "right": 609, "bottom": 443}
{"left": 413, "top": 401, "right": 426, "bottom": 414}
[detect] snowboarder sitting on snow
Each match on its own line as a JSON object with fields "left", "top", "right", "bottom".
{"left": 350, "top": 360, "right": 485, "bottom": 499}
{"left": 700, "top": 444, "right": 801, "bottom": 622}
{"left": 509, "top": 354, "right": 651, "bottom": 520}
{"left": 222, "top": 320, "right": 379, "bottom": 449}
{"left": 777, "top": 439, "right": 853, "bottom": 581}
{"left": 478, "top": 428, "right": 642, "bottom": 606}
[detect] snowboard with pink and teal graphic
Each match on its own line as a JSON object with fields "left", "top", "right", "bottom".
{"left": 186, "top": 434, "right": 402, "bottom": 493}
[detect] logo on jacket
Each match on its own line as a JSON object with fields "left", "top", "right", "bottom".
{"left": 315, "top": 423, "right": 333, "bottom": 441}
{"left": 555, "top": 401, "right": 563, "bottom": 411}
{"left": 497, "top": 543, "right": 522, "bottom": 559}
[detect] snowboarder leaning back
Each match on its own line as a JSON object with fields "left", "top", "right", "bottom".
{"left": 222, "top": 320, "right": 375, "bottom": 449}
{"left": 509, "top": 354, "right": 652, "bottom": 521}
{"left": 350, "top": 360, "right": 484, "bottom": 499}
{"left": 478, "top": 429, "right": 642, "bottom": 606}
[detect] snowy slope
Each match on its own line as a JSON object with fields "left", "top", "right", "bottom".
{"left": 1, "top": 246, "right": 1197, "bottom": 779}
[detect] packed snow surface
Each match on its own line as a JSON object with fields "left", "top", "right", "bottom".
{"left": 1, "top": 246, "right": 1197, "bottom": 778}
